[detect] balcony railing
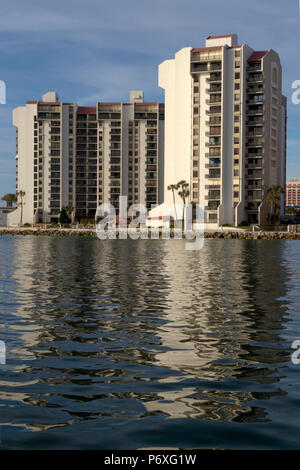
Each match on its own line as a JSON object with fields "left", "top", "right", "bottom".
{"left": 206, "top": 141, "right": 221, "bottom": 147}
{"left": 206, "top": 171, "right": 221, "bottom": 179}
{"left": 207, "top": 86, "right": 222, "bottom": 93}
{"left": 205, "top": 129, "right": 221, "bottom": 136}
{"left": 205, "top": 163, "right": 221, "bottom": 169}
{"left": 210, "top": 62, "right": 222, "bottom": 71}
{"left": 247, "top": 108, "right": 264, "bottom": 115}
{"left": 207, "top": 74, "right": 222, "bottom": 82}
{"left": 206, "top": 107, "right": 222, "bottom": 115}
{"left": 205, "top": 202, "right": 220, "bottom": 210}
{"left": 191, "top": 63, "right": 208, "bottom": 73}
{"left": 246, "top": 118, "right": 264, "bottom": 125}
{"left": 245, "top": 164, "right": 263, "bottom": 170}
{"left": 206, "top": 98, "right": 222, "bottom": 105}
{"left": 247, "top": 74, "right": 264, "bottom": 83}
{"left": 247, "top": 131, "right": 264, "bottom": 137}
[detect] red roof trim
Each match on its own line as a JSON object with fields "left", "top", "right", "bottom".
{"left": 248, "top": 50, "right": 269, "bottom": 62}
{"left": 98, "top": 102, "right": 122, "bottom": 106}
{"left": 135, "top": 102, "right": 159, "bottom": 106}
{"left": 77, "top": 106, "right": 97, "bottom": 115}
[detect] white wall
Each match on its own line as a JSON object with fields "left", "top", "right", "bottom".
{"left": 13, "top": 104, "right": 37, "bottom": 225}
{"left": 159, "top": 47, "right": 192, "bottom": 207}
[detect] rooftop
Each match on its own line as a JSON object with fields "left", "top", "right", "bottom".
{"left": 248, "top": 50, "right": 269, "bottom": 62}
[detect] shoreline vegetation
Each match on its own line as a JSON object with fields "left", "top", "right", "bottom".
{"left": 0, "top": 227, "right": 300, "bottom": 240}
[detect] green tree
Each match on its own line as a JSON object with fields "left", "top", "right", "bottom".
{"left": 65, "top": 206, "right": 74, "bottom": 222}
{"left": 176, "top": 180, "right": 190, "bottom": 223}
{"left": 266, "top": 185, "right": 284, "bottom": 225}
{"left": 58, "top": 207, "right": 71, "bottom": 225}
{"left": 286, "top": 207, "right": 297, "bottom": 216}
{"left": 167, "top": 183, "right": 179, "bottom": 220}
{"left": 1, "top": 193, "right": 17, "bottom": 208}
{"left": 16, "top": 190, "right": 25, "bottom": 226}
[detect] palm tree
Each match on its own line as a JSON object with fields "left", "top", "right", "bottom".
{"left": 65, "top": 206, "right": 74, "bottom": 222}
{"left": 1, "top": 193, "right": 17, "bottom": 208}
{"left": 177, "top": 180, "right": 190, "bottom": 223}
{"left": 16, "top": 190, "right": 25, "bottom": 226}
{"left": 286, "top": 207, "right": 297, "bottom": 216}
{"left": 266, "top": 185, "right": 284, "bottom": 225}
{"left": 167, "top": 183, "right": 179, "bottom": 220}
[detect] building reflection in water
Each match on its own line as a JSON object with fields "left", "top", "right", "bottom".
{"left": 0, "top": 236, "right": 293, "bottom": 431}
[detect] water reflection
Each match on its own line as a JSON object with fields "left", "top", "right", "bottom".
{"left": 0, "top": 236, "right": 297, "bottom": 444}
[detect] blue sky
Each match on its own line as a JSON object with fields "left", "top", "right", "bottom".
{"left": 1, "top": 0, "right": 300, "bottom": 197}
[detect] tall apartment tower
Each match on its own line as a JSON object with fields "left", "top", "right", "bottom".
{"left": 159, "top": 34, "right": 286, "bottom": 226}
{"left": 12, "top": 91, "right": 164, "bottom": 224}
{"left": 13, "top": 92, "right": 76, "bottom": 224}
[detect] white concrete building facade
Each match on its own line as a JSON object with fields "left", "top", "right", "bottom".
{"left": 11, "top": 91, "right": 164, "bottom": 224}
{"left": 158, "top": 34, "right": 286, "bottom": 226}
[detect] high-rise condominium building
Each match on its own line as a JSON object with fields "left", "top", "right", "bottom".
{"left": 286, "top": 178, "right": 300, "bottom": 208}
{"left": 13, "top": 91, "right": 164, "bottom": 224}
{"left": 159, "top": 34, "right": 286, "bottom": 226}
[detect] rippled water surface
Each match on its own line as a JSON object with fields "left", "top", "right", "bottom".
{"left": 0, "top": 235, "right": 300, "bottom": 449}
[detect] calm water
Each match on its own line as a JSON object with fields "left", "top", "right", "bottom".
{"left": 0, "top": 235, "right": 300, "bottom": 449}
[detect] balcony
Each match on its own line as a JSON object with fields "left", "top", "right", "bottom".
{"left": 246, "top": 173, "right": 263, "bottom": 180}
{"left": 206, "top": 170, "right": 221, "bottom": 179}
{"left": 247, "top": 96, "right": 264, "bottom": 105}
{"left": 246, "top": 140, "right": 263, "bottom": 148}
{"left": 205, "top": 201, "right": 220, "bottom": 211}
{"left": 206, "top": 106, "right": 222, "bottom": 115}
{"left": 191, "top": 63, "right": 208, "bottom": 73}
{"left": 247, "top": 73, "right": 264, "bottom": 83}
{"left": 246, "top": 118, "right": 264, "bottom": 125}
{"left": 207, "top": 73, "right": 222, "bottom": 83}
{"left": 206, "top": 117, "right": 221, "bottom": 126}
{"left": 205, "top": 162, "right": 221, "bottom": 169}
{"left": 210, "top": 62, "right": 222, "bottom": 71}
{"left": 247, "top": 130, "right": 264, "bottom": 137}
{"left": 247, "top": 107, "right": 264, "bottom": 115}
{"left": 207, "top": 85, "right": 222, "bottom": 93}
{"left": 246, "top": 195, "right": 263, "bottom": 201}
{"left": 246, "top": 183, "right": 262, "bottom": 189}
{"left": 205, "top": 191, "right": 220, "bottom": 200}
{"left": 206, "top": 97, "right": 222, "bottom": 106}
{"left": 206, "top": 129, "right": 221, "bottom": 136}
{"left": 206, "top": 139, "right": 221, "bottom": 147}
{"left": 247, "top": 85, "right": 264, "bottom": 93}
{"left": 245, "top": 163, "right": 263, "bottom": 170}
{"left": 248, "top": 63, "right": 262, "bottom": 72}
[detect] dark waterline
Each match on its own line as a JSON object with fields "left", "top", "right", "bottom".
{"left": 0, "top": 236, "right": 300, "bottom": 449}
